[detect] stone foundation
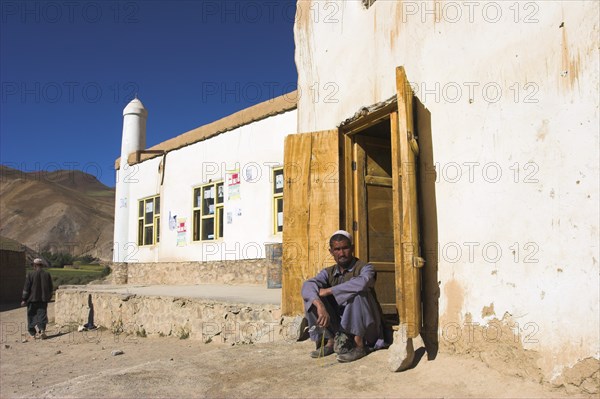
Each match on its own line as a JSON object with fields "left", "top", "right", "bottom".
{"left": 109, "top": 262, "right": 128, "bottom": 284}
{"left": 436, "top": 314, "right": 600, "bottom": 395}
{"left": 55, "top": 286, "right": 299, "bottom": 345}
{"left": 108, "top": 259, "right": 272, "bottom": 286}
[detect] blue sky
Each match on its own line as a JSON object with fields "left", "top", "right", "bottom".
{"left": 0, "top": 0, "right": 297, "bottom": 187}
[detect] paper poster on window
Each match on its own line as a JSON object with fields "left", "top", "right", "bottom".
{"left": 227, "top": 169, "right": 241, "bottom": 200}
{"left": 277, "top": 212, "right": 283, "bottom": 227}
{"left": 145, "top": 201, "right": 153, "bottom": 213}
{"left": 176, "top": 218, "right": 187, "bottom": 247}
{"left": 275, "top": 174, "right": 284, "bottom": 190}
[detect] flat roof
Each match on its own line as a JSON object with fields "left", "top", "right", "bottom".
{"left": 116, "top": 91, "right": 298, "bottom": 169}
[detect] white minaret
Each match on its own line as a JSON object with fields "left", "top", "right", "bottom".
{"left": 113, "top": 97, "right": 148, "bottom": 262}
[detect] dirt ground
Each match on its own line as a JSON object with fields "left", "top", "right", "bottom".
{"left": 0, "top": 303, "right": 585, "bottom": 399}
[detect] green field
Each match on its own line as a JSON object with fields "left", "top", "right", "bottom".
{"left": 26, "top": 264, "right": 110, "bottom": 288}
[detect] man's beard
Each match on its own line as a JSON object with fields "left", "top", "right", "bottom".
{"left": 337, "top": 256, "right": 353, "bottom": 269}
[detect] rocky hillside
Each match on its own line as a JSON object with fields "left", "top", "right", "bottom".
{"left": 0, "top": 166, "right": 114, "bottom": 260}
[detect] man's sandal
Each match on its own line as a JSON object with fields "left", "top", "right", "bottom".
{"left": 310, "top": 345, "right": 335, "bottom": 358}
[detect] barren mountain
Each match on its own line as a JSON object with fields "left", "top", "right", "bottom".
{"left": 0, "top": 165, "right": 114, "bottom": 260}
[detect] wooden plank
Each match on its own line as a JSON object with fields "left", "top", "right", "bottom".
{"left": 364, "top": 138, "right": 393, "bottom": 178}
{"left": 282, "top": 133, "right": 311, "bottom": 315}
{"left": 366, "top": 184, "right": 395, "bottom": 262}
{"left": 353, "top": 137, "right": 368, "bottom": 260}
{"left": 343, "top": 134, "right": 354, "bottom": 233}
{"left": 390, "top": 111, "right": 405, "bottom": 319}
{"left": 281, "top": 130, "right": 339, "bottom": 316}
{"left": 339, "top": 101, "right": 398, "bottom": 134}
{"left": 395, "top": 66, "right": 422, "bottom": 338}
{"left": 365, "top": 175, "right": 392, "bottom": 187}
{"left": 306, "top": 130, "right": 340, "bottom": 279}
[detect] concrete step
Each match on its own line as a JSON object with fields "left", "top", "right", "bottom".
{"left": 55, "top": 284, "right": 300, "bottom": 345}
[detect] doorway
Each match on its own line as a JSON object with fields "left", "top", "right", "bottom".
{"left": 351, "top": 118, "right": 396, "bottom": 315}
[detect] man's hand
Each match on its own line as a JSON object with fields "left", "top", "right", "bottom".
{"left": 20, "top": 301, "right": 26, "bottom": 307}
{"left": 313, "top": 288, "right": 333, "bottom": 327}
{"left": 312, "top": 299, "right": 330, "bottom": 328}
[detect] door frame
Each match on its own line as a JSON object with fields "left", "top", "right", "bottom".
{"left": 340, "top": 101, "right": 398, "bottom": 234}
{"left": 339, "top": 67, "right": 423, "bottom": 338}
{"left": 340, "top": 101, "right": 399, "bottom": 316}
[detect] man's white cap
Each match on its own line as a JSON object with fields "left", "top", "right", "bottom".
{"left": 33, "top": 258, "right": 45, "bottom": 265}
{"left": 331, "top": 230, "right": 353, "bottom": 244}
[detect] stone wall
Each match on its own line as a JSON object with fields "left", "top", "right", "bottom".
{"left": 55, "top": 287, "right": 299, "bottom": 345}
{"left": 108, "top": 259, "right": 273, "bottom": 286}
{"left": 108, "top": 262, "right": 128, "bottom": 284}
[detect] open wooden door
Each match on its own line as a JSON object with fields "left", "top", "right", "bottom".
{"left": 281, "top": 130, "right": 340, "bottom": 316}
{"left": 392, "top": 67, "right": 423, "bottom": 338}
{"left": 352, "top": 130, "right": 396, "bottom": 315}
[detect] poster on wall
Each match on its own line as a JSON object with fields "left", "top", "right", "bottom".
{"left": 176, "top": 218, "right": 187, "bottom": 247}
{"left": 227, "top": 168, "right": 241, "bottom": 200}
{"left": 169, "top": 211, "right": 177, "bottom": 231}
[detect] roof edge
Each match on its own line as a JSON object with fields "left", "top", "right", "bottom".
{"left": 115, "top": 91, "right": 298, "bottom": 169}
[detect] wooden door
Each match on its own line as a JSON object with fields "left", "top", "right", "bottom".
{"left": 393, "top": 66, "right": 423, "bottom": 338}
{"left": 281, "top": 130, "right": 340, "bottom": 316}
{"left": 353, "top": 132, "right": 397, "bottom": 314}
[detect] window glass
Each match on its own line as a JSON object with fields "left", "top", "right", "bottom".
{"left": 273, "top": 167, "right": 284, "bottom": 234}
{"left": 193, "top": 181, "right": 224, "bottom": 241}
{"left": 138, "top": 195, "right": 160, "bottom": 246}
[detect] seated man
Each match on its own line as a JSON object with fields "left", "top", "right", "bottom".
{"left": 301, "top": 230, "right": 385, "bottom": 362}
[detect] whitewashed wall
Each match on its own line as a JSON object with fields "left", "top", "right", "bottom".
{"left": 124, "top": 109, "right": 296, "bottom": 263}
{"left": 295, "top": 0, "right": 599, "bottom": 379}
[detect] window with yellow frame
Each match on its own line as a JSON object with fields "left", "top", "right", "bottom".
{"left": 193, "top": 181, "right": 224, "bottom": 241}
{"left": 138, "top": 195, "right": 160, "bottom": 246}
{"left": 273, "top": 167, "right": 283, "bottom": 233}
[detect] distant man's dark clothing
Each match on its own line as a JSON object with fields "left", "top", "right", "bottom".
{"left": 301, "top": 257, "right": 385, "bottom": 348}
{"left": 22, "top": 268, "right": 53, "bottom": 336}
{"left": 22, "top": 268, "right": 53, "bottom": 303}
{"left": 26, "top": 302, "right": 49, "bottom": 336}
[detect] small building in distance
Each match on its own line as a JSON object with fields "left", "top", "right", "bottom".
{"left": 0, "top": 237, "right": 26, "bottom": 303}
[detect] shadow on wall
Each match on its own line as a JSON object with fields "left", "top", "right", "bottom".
{"left": 415, "top": 97, "right": 440, "bottom": 360}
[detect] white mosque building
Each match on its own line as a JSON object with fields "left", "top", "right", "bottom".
{"left": 113, "top": 94, "right": 297, "bottom": 265}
